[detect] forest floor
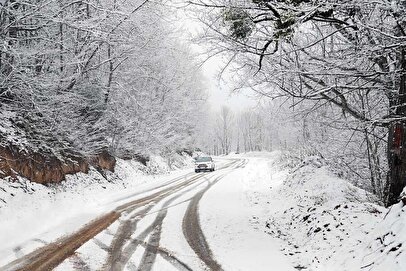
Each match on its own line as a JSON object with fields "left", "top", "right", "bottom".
{"left": 0, "top": 152, "right": 405, "bottom": 271}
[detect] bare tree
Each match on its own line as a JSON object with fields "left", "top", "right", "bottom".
{"left": 193, "top": 0, "right": 405, "bottom": 205}
{"left": 215, "top": 106, "right": 234, "bottom": 154}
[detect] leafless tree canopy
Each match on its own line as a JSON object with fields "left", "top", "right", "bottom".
{"left": 191, "top": 0, "right": 406, "bottom": 205}
{"left": 0, "top": 0, "right": 207, "bottom": 160}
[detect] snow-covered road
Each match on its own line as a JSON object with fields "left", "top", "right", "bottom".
{"left": 1, "top": 157, "right": 294, "bottom": 271}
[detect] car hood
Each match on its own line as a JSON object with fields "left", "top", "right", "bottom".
{"left": 195, "top": 161, "right": 212, "bottom": 165}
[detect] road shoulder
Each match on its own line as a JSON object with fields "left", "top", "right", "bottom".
{"left": 199, "top": 156, "right": 295, "bottom": 271}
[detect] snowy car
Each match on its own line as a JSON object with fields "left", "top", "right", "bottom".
{"left": 194, "top": 156, "right": 215, "bottom": 173}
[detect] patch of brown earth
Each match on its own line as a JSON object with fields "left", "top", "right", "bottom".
{"left": 0, "top": 145, "right": 115, "bottom": 184}
{"left": 89, "top": 150, "right": 116, "bottom": 172}
{"left": 0, "top": 145, "right": 89, "bottom": 183}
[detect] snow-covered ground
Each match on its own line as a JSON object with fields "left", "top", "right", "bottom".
{"left": 0, "top": 153, "right": 194, "bottom": 267}
{"left": 227, "top": 151, "right": 404, "bottom": 271}
{"left": 199, "top": 155, "right": 295, "bottom": 271}
{"left": 1, "top": 151, "right": 405, "bottom": 271}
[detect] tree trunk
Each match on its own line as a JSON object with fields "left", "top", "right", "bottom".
{"left": 365, "top": 128, "right": 377, "bottom": 195}
{"left": 4, "top": 0, "right": 18, "bottom": 76}
{"left": 386, "top": 122, "right": 406, "bottom": 205}
{"left": 105, "top": 43, "right": 113, "bottom": 103}
{"left": 386, "top": 50, "right": 406, "bottom": 206}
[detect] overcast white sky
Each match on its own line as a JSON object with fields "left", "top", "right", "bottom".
{"left": 171, "top": 5, "right": 257, "bottom": 112}
{"left": 200, "top": 55, "right": 258, "bottom": 111}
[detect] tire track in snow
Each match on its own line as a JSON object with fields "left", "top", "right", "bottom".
{"left": 102, "top": 204, "right": 156, "bottom": 271}
{"left": 103, "top": 169, "right": 221, "bottom": 270}
{"left": 70, "top": 253, "right": 91, "bottom": 271}
{"left": 182, "top": 175, "right": 226, "bottom": 271}
{"left": 182, "top": 159, "right": 248, "bottom": 271}
{"left": 0, "top": 211, "right": 119, "bottom": 271}
{"left": 119, "top": 177, "right": 212, "bottom": 271}
{"left": 134, "top": 161, "right": 244, "bottom": 270}
{"left": 0, "top": 159, "right": 242, "bottom": 271}
{"left": 1, "top": 170, "right": 201, "bottom": 271}
{"left": 92, "top": 238, "right": 110, "bottom": 252}
{"left": 138, "top": 242, "right": 193, "bottom": 271}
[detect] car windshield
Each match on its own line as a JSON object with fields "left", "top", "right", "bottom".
{"left": 195, "top": 157, "right": 212, "bottom": 162}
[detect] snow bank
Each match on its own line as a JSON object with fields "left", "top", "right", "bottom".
{"left": 361, "top": 187, "right": 406, "bottom": 270}
{"left": 255, "top": 153, "right": 387, "bottom": 271}
{"left": 144, "top": 152, "right": 194, "bottom": 174}
{"left": 226, "top": 151, "right": 405, "bottom": 271}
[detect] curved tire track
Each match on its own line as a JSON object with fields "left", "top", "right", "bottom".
{"left": 0, "top": 212, "right": 119, "bottom": 271}
{"left": 182, "top": 159, "right": 248, "bottom": 271}
{"left": 2, "top": 172, "right": 202, "bottom": 271}
{"left": 102, "top": 204, "right": 156, "bottom": 271}
{"left": 182, "top": 175, "right": 225, "bottom": 271}
{"left": 105, "top": 175, "right": 212, "bottom": 271}
{"left": 1, "top": 159, "right": 244, "bottom": 271}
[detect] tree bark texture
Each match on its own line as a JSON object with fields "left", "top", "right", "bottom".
{"left": 386, "top": 50, "right": 406, "bottom": 206}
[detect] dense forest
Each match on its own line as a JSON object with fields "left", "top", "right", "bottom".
{"left": 0, "top": 0, "right": 207, "bottom": 183}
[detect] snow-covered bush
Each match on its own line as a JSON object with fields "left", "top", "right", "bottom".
{"left": 264, "top": 151, "right": 385, "bottom": 270}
